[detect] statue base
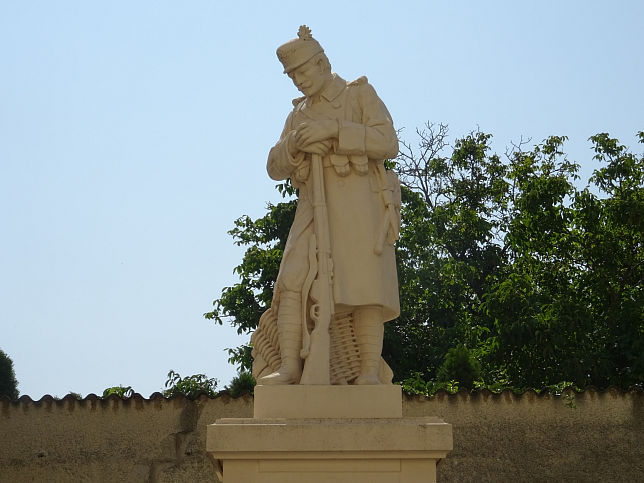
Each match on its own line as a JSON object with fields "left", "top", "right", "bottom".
{"left": 207, "top": 385, "right": 453, "bottom": 482}
{"left": 254, "top": 384, "right": 402, "bottom": 418}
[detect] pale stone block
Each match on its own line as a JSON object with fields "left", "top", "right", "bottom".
{"left": 207, "top": 417, "right": 452, "bottom": 482}
{"left": 254, "top": 384, "right": 402, "bottom": 418}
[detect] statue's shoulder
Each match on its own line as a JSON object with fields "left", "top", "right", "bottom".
{"left": 347, "top": 75, "right": 378, "bottom": 99}
{"left": 292, "top": 95, "right": 306, "bottom": 107}
{"left": 348, "top": 75, "right": 369, "bottom": 87}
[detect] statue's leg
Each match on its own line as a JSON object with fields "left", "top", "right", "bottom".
{"left": 258, "top": 290, "right": 303, "bottom": 385}
{"left": 258, "top": 211, "right": 310, "bottom": 385}
{"left": 353, "top": 305, "right": 384, "bottom": 385}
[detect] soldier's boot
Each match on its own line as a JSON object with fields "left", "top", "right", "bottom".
{"left": 258, "top": 291, "right": 303, "bottom": 385}
{"left": 354, "top": 306, "right": 384, "bottom": 385}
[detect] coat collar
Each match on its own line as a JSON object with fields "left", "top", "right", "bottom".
{"left": 305, "top": 74, "right": 345, "bottom": 106}
{"left": 320, "top": 73, "right": 346, "bottom": 102}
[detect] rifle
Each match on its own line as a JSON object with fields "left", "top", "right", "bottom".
{"left": 374, "top": 163, "right": 400, "bottom": 255}
{"left": 299, "top": 152, "right": 334, "bottom": 385}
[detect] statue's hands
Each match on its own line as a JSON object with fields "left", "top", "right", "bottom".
{"left": 295, "top": 120, "right": 338, "bottom": 147}
{"left": 288, "top": 130, "right": 333, "bottom": 157}
{"left": 299, "top": 139, "right": 333, "bottom": 155}
{"left": 287, "top": 121, "right": 337, "bottom": 158}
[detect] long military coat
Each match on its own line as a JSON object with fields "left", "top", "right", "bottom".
{"left": 267, "top": 74, "right": 400, "bottom": 321}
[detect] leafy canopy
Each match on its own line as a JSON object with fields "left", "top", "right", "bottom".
{"left": 206, "top": 126, "right": 644, "bottom": 392}
{"left": 0, "top": 349, "right": 19, "bottom": 400}
{"left": 163, "top": 370, "right": 218, "bottom": 398}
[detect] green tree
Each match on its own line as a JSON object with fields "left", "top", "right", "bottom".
{"left": 225, "top": 371, "right": 256, "bottom": 398}
{"left": 395, "top": 127, "right": 643, "bottom": 390}
{"left": 482, "top": 132, "right": 644, "bottom": 389}
{"left": 103, "top": 385, "right": 134, "bottom": 398}
{"left": 206, "top": 126, "right": 644, "bottom": 391}
{"left": 391, "top": 124, "right": 509, "bottom": 382}
{"left": 436, "top": 345, "right": 481, "bottom": 388}
{"left": 481, "top": 134, "right": 588, "bottom": 387}
{"left": 0, "top": 349, "right": 19, "bottom": 399}
{"left": 163, "top": 370, "right": 218, "bottom": 398}
{"left": 204, "top": 184, "right": 296, "bottom": 372}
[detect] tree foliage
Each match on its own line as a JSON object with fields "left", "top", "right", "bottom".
{"left": 205, "top": 184, "right": 296, "bottom": 371}
{"left": 102, "top": 385, "right": 134, "bottom": 398}
{"left": 207, "top": 126, "right": 644, "bottom": 391}
{"left": 163, "top": 370, "right": 218, "bottom": 398}
{"left": 436, "top": 344, "right": 481, "bottom": 389}
{"left": 225, "top": 371, "right": 256, "bottom": 398}
{"left": 0, "top": 349, "right": 19, "bottom": 399}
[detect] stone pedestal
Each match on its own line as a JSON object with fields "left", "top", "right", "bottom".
{"left": 207, "top": 385, "right": 452, "bottom": 482}
{"left": 253, "top": 384, "right": 403, "bottom": 418}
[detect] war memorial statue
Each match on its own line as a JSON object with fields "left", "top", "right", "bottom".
{"left": 208, "top": 29, "right": 453, "bottom": 481}
{"left": 251, "top": 26, "right": 401, "bottom": 386}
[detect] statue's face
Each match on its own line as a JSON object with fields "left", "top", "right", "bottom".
{"left": 288, "top": 57, "right": 331, "bottom": 97}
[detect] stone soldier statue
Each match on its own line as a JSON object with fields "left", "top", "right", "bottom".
{"left": 251, "top": 26, "right": 400, "bottom": 386}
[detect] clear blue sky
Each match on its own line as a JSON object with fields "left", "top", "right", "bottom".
{"left": 2, "top": 1, "right": 642, "bottom": 398}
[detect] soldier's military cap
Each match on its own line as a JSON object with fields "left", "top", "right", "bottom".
{"left": 277, "top": 25, "right": 324, "bottom": 74}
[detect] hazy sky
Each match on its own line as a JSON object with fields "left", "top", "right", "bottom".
{"left": 2, "top": 1, "right": 642, "bottom": 398}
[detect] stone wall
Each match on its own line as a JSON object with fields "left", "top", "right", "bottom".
{"left": 404, "top": 387, "right": 644, "bottom": 481}
{"left": 1, "top": 388, "right": 642, "bottom": 482}
{"left": 1, "top": 393, "right": 253, "bottom": 482}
